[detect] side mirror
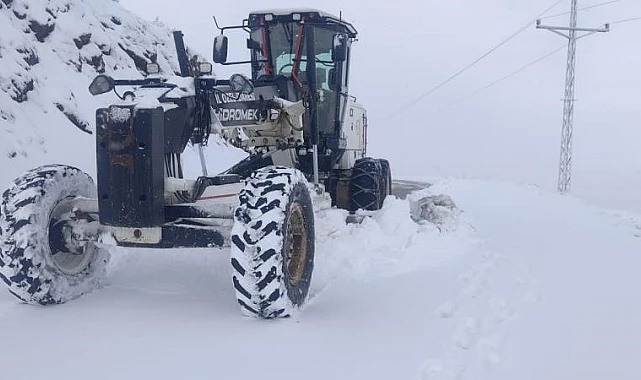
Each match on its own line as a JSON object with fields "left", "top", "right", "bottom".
{"left": 332, "top": 34, "right": 348, "bottom": 62}
{"left": 229, "top": 73, "right": 254, "bottom": 95}
{"left": 213, "top": 35, "right": 228, "bottom": 64}
{"left": 89, "top": 75, "right": 115, "bottom": 96}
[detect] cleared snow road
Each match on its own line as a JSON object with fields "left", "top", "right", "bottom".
{"left": 0, "top": 179, "right": 640, "bottom": 380}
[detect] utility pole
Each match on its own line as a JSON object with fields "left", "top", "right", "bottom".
{"left": 537, "top": 0, "right": 609, "bottom": 194}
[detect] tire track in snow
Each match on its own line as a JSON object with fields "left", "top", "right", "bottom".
{"left": 420, "top": 242, "right": 542, "bottom": 379}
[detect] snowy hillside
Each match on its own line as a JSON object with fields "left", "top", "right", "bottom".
{"left": 0, "top": 0, "right": 215, "bottom": 185}
{"left": 0, "top": 179, "right": 639, "bottom": 379}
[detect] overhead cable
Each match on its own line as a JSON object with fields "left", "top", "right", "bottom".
{"left": 609, "top": 15, "right": 641, "bottom": 25}
{"left": 540, "top": 0, "right": 621, "bottom": 20}
{"left": 435, "top": 45, "right": 566, "bottom": 113}
{"left": 387, "top": 0, "right": 565, "bottom": 116}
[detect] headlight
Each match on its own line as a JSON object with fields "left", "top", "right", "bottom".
{"left": 146, "top": 63, "right": 160, "bottom": 75}
{"left": 198, "top": 63, "right": 213, "bottom": 75}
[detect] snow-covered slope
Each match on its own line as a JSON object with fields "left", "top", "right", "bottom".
{"left": 0, "top": 179, "right": 639, "bottom": 379}
{"left": 0, "top": 0, "right": 204, "bottom": 185}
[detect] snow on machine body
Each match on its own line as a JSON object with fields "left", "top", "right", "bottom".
{"left": 0, "top": 9, "right": 393, "bottom": 318}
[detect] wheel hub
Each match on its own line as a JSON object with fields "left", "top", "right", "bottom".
{"left": 48, "top": 197, "right": 97, "bottom": 275}
{"left": 285, "top": 202, "right": 308, "bottom": 287}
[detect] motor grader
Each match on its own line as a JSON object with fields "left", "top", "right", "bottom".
{"left": 0, "top": 9, "right": 392, "bottom": 318}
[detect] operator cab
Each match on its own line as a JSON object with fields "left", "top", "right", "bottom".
{"left": 246, "top": 9, "right": 357, "bottom": 138}
{"left": 213, "top": 9, "right": 358, "bottom": 168}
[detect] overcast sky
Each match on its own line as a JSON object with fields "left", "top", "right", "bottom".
{"left": 120, "top": 0, "right": 641, "bottom": 212}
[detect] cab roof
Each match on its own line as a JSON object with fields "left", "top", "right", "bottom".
{"left": 248, "top": 8, "right": 358, "bottom": 37}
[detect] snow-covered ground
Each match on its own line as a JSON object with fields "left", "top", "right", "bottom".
{"left": 1, "top": 178, "right": 639, "bottom": 380}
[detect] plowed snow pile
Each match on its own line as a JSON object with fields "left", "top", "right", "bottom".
{"left": 1, "top": 179, "right": 639, "bottom": 380}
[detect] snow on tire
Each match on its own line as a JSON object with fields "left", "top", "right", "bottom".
{"left": 231, "top": 166, "right": 315, "bottom": 318}
{"left": 0, "top": 165, "right": 109, "bottom": 305}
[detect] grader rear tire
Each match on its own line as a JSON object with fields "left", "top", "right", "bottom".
{"left": 349, "top": 158, "right": 383, "bottom": 212}
{"left": 379, "top": 159, "right": 392, "bottom": 207}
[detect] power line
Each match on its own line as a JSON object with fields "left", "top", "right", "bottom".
{"left": 432, "top": 9, "right": 638, "bottom": 114}
{"left": 609, "top": 16, "right": 641, "bottom": 25}
{"left": 387, "top": 0, "right": 565, "bottom": 116}
{"left": 436, "top": 45, "right": 566, "bottom": 113}
{"left": 541, "top": 0, "right": 621, "bottom": 20}
{"left": 542, "top": 1, "right": 641, "bottom": 28}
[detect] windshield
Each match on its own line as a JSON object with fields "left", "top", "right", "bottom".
{"left": 251, "top": 23, "right": 336, "bottom": 90}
